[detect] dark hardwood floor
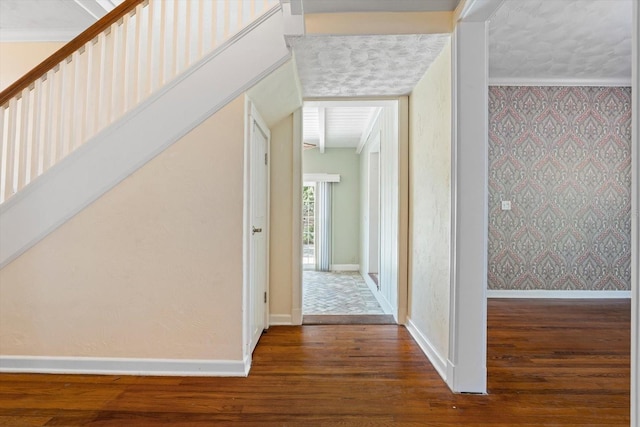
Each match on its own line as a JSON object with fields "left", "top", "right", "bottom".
{"left": 0, "top": 299, "right": 630, "bottom": 426}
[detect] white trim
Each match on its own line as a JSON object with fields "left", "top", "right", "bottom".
{"left": 356, "top": 107, "right": 383, "bottom": 154}
{"left": 489, "top": 77, "right": 632, "bottom": 87}
{"left": 0, "top": 355, "right": 250, "bottom": 377}
{"left": 405, "top": 318, "right": 447, "bottom": 382}
{"left": 487, "top": 290, "right": 632, "bottom": 299}
{"left": 0, "top": 29, "right": 83, "bottom": 42}
{"left": 269, "top": 314, "right": 293, "bottom": 325}
{"left": 291, "top": 108, "right": 303, "bottom": 326}
{"left": 329, "top": 264, "right": 359, "bottom": 271}
{"left": 448, "top": 20, "right": 489, "bottom": 394}
{"left": 0, "top": 7, "right": 289, "bottom": 269}
{"left": 631, "top": 1, "right": 639, "bottom": 425}
{"left": 303, "top": 173, "right": 340, "bottom": 183}
{"left": 363, "top": 273, "right": 394, "bottom": 315}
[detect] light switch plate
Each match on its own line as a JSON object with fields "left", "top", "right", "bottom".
{"left": 501, "top": 200, "right": 511, "bottom": 211}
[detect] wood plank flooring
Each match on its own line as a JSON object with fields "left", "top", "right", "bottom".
{"left": 0, "top": 299, "right": 630, "bottom": 426}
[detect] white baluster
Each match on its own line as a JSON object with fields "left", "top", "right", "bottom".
{"left": 177, "top": 0, "right": 189, "bottom": 73}
{"left": 98, "top": 23, "right": 118, "bottom": 127}
{"left": 153, "top": 0, "right": 166, "bottom": 90}
{"left": 145, "top": 0, "right": 156, "bottom": 97}
{"left": 85, "top": 38, "right": 97, "bottom": 139}
{"left": 95, "top": 33, "right": 112, "bottom": 134}
{"left": 5, "top": 98, "right": 18, "bottom": 198}
{"left": 225, "top": 0, "right": 233, "bottom": 39}
{"left": 16, "top": 90, "right": 30, "bottom": 191}
{"left": 197, "top": 0, "right": 206, "bottom": 60}
{"left": 121, "top": 11, "right": 132, "bottom": 114}
{"left": 44, "top": 69, "right": 57, "bottom": 170}
{"left": 0, "top": 105, "right": 6, "bottom": 202}
{"left": 59, "top": 58, "right": 71, "bottom": 158}
{"left": 114, "top": 20, "right": 124, "bottom": 120}
{"left": 134, "top": 2, "right": 146, "bottom": 104}
{"left": 29, "top": 79, "right": 42, "bottom": 181}
{"left": 171, "top": 0, "right": 180, "bottom": 78}
{"left": 73, "top": 50, "right": 85, "bottom": 149}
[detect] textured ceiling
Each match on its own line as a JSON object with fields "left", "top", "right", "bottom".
{"left": 290, "top": 34, "right": 450, "bottom": 97}
{"left": 489, "top": 0, "right": 632, "bottom": 83}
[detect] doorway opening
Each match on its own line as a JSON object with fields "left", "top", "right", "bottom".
{"left": 298, "top": 100, "right": 402, "bottom": 324}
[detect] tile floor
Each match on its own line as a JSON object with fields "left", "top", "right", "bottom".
{"left": 303, "top": 271, "right": 385, "bottom": 315}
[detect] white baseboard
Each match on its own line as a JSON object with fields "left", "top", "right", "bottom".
{"left": 0, "top": 355, "right": 251, "bottom": 377}
{"left": 405, "top": 318, "right": 447, "bottom": 382}
{"left": 487, "top": 290, "right": 632, "bottom": 299}
{"left": 363, "top": 274, "right": 393, "bottom": 315}
{"left": 269, "top": 314, "right": 293, "bottom": 325}
{"left": 291, "top": 308, "right": 302, "bottom": 325}
{"left": 329, "top": 264, "right": 360, "bottom": 271}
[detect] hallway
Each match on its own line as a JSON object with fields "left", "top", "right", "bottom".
{"left": 302, "top": 271, "right": 384, "bottom": 315}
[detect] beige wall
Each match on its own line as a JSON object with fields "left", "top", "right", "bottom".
{"left": 0, "top": 96, "right": 246, "bottom": 360}
{"left": 0, "top": 42, "right": 64, "bottom": 91}
{"left": 408, "top": 42, "right": 452, "bottom": 358}
{"left": 269, "top": 114, "right": 294, "bottom": 317}
{"left": 304, "top": 148, "right": 361, "bottom": 266}
{"left": 305, "top": 11, "right": 453, "bottom": 35}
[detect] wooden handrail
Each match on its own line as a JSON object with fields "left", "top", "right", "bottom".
{"left": 0, "top": 0, "right": 145, "bottom": 106}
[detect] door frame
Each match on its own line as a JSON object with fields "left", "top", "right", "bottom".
{"left": 291, "top": 98, "right": 409, "bottom": 324}
{"left": 243, "top": 97, "right": 271, "bottom": 361}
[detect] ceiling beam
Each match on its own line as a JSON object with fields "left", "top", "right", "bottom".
{"left": 318, "top": 107, "right": 326, "bottom": 154}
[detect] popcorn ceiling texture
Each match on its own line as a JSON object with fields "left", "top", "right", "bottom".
{"left": 289, "top": 34, "right": 449, "bottom": 97}
{"left": 489, "top": 0, "right": 632, "bottom": 82}
{"left": 488, "top": 86, "right": 632, "bottom": 291}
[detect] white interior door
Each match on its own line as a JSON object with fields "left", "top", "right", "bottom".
{"left": 249, "top": 119, "right": 269, "bottom": 353}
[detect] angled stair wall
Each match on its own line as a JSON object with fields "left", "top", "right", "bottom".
{"left": 0, "top": 1, "right": 290, "bottom": 267}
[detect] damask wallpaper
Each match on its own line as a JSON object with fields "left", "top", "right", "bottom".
{"left": 488, "top": 86, "right": 632, "bottom": 291}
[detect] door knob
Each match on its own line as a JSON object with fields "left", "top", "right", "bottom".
{"left": 252, "top": 226, "right": 263, "bottom": 235}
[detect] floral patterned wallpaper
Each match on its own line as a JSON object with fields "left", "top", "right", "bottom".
{"left": 488, "top": 86, "right": 632, "bottom": 291}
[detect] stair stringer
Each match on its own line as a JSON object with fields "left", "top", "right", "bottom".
{"left": 0, "top": 8, "right": 290, "bottom": 268}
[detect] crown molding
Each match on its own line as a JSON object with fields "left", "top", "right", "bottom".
{"left": 488, "top": 76, "right": 632, "bottom": 87}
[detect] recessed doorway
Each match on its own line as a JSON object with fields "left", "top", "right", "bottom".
{"left": 298, "top": 100, "right": 404, "bottom": 324}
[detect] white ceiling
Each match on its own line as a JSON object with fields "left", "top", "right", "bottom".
{"left": 303, "top": 105, "right": 379, "bottom": 149}
{"left": 290, "top": 34, "right": 450, "bottom": 98}
{"left": 489, "top": 0, "right": 633, "bottom": 84}
{"left": 0, "top": 0, "right": 121, "bottom": 41}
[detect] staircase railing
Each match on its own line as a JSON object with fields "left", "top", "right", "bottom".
{"left": 0, "top": 0, "right": 279, "bottom": 204}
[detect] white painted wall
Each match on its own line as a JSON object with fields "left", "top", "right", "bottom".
{"left": 268, "top": 114, "right": 295, "bottom": 324}
{"left": 303, "top": 148, "right": 361, "bottom": 266}
{"left": 449, "top": 20, "right": 488, "bottom": 394}
{"left": 359, "top": 103, "right": 402, "bottom": 318}
{"left": 0, "top": 42, "right": 64, "bottom": 91}
{"left": 406, "top": 41, "right": 452, "bottom": 379}
{"left": 0, "top": 97, "right": 246, "bottom": 363}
